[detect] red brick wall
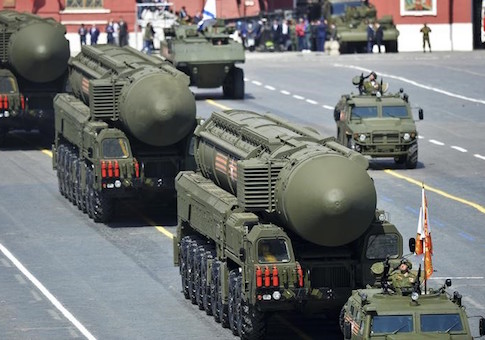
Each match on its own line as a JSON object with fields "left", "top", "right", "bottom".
{"left": 371, "top": 0, "right": 471, "bottom": 24}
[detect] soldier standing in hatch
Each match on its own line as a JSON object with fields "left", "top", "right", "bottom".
{"left": 420, "top": 23, "right": 431, "bottom": 52}
{"left": 389, "top": 259, "right": 417, "bottom": 291}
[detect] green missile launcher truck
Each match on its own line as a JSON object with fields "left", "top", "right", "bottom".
{"left": 160, "top": 23, "right": 245, "bottom": 99}
{"left": 52, "top": 45, "right": 197, "bottom": 222}
{"left": 333, "top": 73, "right": 423, "bottom": 169}
{"left": 174, "top": 109, "right": 404, "bottom": 339}
{"left": 0, "top": 10, "right": 70, "bottom": 143}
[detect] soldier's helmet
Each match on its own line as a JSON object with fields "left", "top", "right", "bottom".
{"left": 399, "top": 258, "right": 412, "bottom": 270}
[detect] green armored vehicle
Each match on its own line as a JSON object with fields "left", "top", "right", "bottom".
{"left": 160, "top": 23, "right": 245, "bottom": 99}
{"left": 321, "top": 0, "right": 399, "bottom": 53}
{"left": 333, "top": 73, "right": 423, "bottom": 169}
{"left": 340, "top": 257, "right": 485, "bottom": 339}
{"left": 52, "top": 45, "right": 197, "bottom": 222}
{"left": 174, "top": 109, "right": 404, "bottom": 339}
{"left": 0, "top": 10, "right": 70, "bottom": 143}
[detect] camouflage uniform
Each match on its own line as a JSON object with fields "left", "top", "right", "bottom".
{"left": 389, "top": 261, "right": 417, "bottom": 290}
{"left": 420, "top": 24, "right": 431, "bottom": 52}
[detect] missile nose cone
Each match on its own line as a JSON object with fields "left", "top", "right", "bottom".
{"left": 10, "top": 23, "right": 70, "bottom": 83}
{"left": 278, "top": 155, "right": 377, "bottom": 247}
{"left": 120, "top": 73, "right": 196, "bottom": 146}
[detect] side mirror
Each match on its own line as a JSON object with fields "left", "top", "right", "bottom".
{"left": 334, "top": 108, "right": 340, "bottom": 121}
{"left": 239, "top": 248, "right": 246, "bottom": 262}
{"left": 344, "top": 321, "right": 352, "bottom": 339}
{"left": 479, "top": 317, "right": 485, "bottom": 336}
{"left": 418, "top": 108, "right": 424, "bottom": 120}
{"left": 408, "top": 238, "right": 416, "bottom": 253}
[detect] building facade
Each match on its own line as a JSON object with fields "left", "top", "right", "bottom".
{"left": 0, "top": 0, "right": 482, "bottom": 52}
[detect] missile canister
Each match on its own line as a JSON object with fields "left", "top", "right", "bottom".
{"left": 53, "top": 45, "right": 197, "bottom": 222}
{"left": 174, "top": 110, "right": 403, "bottom": 338}
{"left": 0, "top": 10, "right": 70, "bottom": 142}
{"left": 68, "top": 44, "right": 196, "bottom": 147}
{"left": 0, "top": 10, "right": 70, "bottom": 83}
{"left": 194, "top": 110, "right": 376, "bottom": 247}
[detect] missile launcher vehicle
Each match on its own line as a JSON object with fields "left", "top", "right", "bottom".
{"left": 0, "top": 10, "right": 70, "bottom": 143}
{"left": 160, "top": 24, "right": 245, "bottom": 99}
{"left": 52, "top": 45, "right": 197, "bottom": 222}
{"left": 174, "top": 109, "right": 404, "bottom": 339}
{"left": 340, "top": 256, "right": 485, "bottom": 339}
{"left": 333, "top": 73, "right": 423, "bottom": 169}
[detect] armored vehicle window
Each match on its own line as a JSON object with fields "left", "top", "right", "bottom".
{"left": 102, "top": 138, "right": 130, "bottom": 159}
{"left": 371, "top": 315, "right": 413, "bottom": 334}
{"left": 420, "top": 314, "right": 463, "bottom": 333}
{"left": 366, "top": 234, "right": 399, "bottom": 259}
{"left": 351, "top": 106, "right": 378, "bottom": 119}
{"left": 258, "top": 239, "right": 290, "bottom": 263}
{"left": 0, "top": 76, "right": 18, "bottom": 93}
{"left": 382, "top": 106, "right": 409, "bottom": 118}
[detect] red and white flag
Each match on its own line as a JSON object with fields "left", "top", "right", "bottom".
{"left": 415, "top": 186, "right": 433, "bottom": 279}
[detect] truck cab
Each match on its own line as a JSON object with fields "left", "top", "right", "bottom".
{"left": 0, "top": 69, "right": 26, "bottom": 141}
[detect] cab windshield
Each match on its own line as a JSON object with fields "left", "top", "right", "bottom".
{"left": 365, "top": 234, "right": 399, "bottom": 259}
{"left": 0, "top": 76, "right": 18, "bottom": 93}
{"left": 371, "top": 315, "right": 413, "bottom": 334}
{"left": 382, "top": 106, "right": 409, "bottom": 118}
{"left": 257, "top": 239, "right": 290, "bottom": 263}
{"left": 420, "top": 314, "right": 464, "bottom": 333}
{"left": 351, "top": 106, "right": 378, "bottom": 119}
{"left": 102, "top": 138, "right": 130, "bottom": 158}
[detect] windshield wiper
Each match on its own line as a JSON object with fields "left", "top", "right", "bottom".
{"left": 444, "top": 320, "right": 460, "bottom": 333}
{"left": 391, "top": 323, "right": 408, "bottom": 334}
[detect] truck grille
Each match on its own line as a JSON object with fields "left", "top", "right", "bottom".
{"left": 372, "top": 133, "right": 399, "bottom": 144}
{"left": 310, "top": 266, "right": 351, "bottom": 288}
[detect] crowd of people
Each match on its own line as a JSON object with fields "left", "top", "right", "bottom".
{"left": 78, "top": 17, "right": 129, "bottom": 47}
{"left": 234, "top": 17, "right": 338, "bottom": 53}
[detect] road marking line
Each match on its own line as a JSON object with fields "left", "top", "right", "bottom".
{"left": 306, "top": 99, "right": 318, "bottom": 105}
{"left": 474, "top": 154, "right": 485, "bottom": 161}
{"left": 0, "top": 242, "right": 97, "bottom": 340}
{"left": 155, "top": 226, "right": 174, "bottom": 239}
{"left": 42, "top": 149, "right": 53, "bottom": 157}
{"left": 459, "top": 231, "right": 475, "bottom": 241}
{"left": 264, "top": 85, "right": 275, "bottom": 90}
{"left": 280, "top": 90, "right": 291, "bottom": 95}
{"left": 451, "top": 146, "right": 467, "bottom": 153}
{"left": 429, "top": 139, "right": 445, "bottom": 146}
{"left": 384, "top": 170, "right": 485, "bottom": 215}
{"left": 252, "top": 80, "right": 262, "bottom": 86}
{"left": 293, "top": 95, "right": 305, "bottom": 100}
{"left": 205, "top": 99, "right": 231, "bottom": 111}
{"left": 333, "top": 64, "right": 485, "bottom": 105}
{"left": 463, "top": 296, "right": 485, "bottom": 310}
{"left": 418, "top": 135, "right": 424, "bottom": 139}
{"left": 322, "top": 105, "right": 333, "bottom": 110}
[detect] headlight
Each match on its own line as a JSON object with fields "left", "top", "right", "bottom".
{"left": 272, "top": 291, "right": 281, "bottom": 300}
{"left": 262, "top": 294, "right": 271, "bottom": 301}
{"left": 115, "top": 180, "right": 122, "bottom": 188}
{"left": 378, "top": 213, "right": 386, "bottom": 221}
{"left": 359, "top": 134, "right": 366, "bottom": 142}
{"left": 411, "top": 292, "right": 419, "bottom": 301}
{"left": 403, "top": 133, "right": 411, "bottom": 141}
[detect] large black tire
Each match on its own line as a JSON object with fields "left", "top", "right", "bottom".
{"left": 71, "top": 157, "right": 79, "bottom": 207}
{"left": 77, "top": 164, "right": 87, "bottom": 213}
{"left": 196, "top": 245, "right": 208, "bottom": 311}
{"left": 85, "top": 168, "right": 95, "bottom": 219}
{"left": 57, "top": 144, "right": 66, "bottom": 196}
{"left": 223, "top": 67, "right": 245, "bottom": 99}
{"left": 188, "top": 239, "right": 200, "bottom": 305}
{"left": 211, "top": 261, "right": 221, "bottom": 322}
{"left": 229, "top": 270, "right": 243, "bottom": 336}
{"left": 180, "top": 236, "right": 191, "bottom": 299}
{"left": 203, "top": 248, "right": 215, "bottom": 316}
{"left": 241, "top": 301, "right": 266, "bottom": 340}
{"left": 92, "top": 188, "right": 113, "bottom": 223}
{"left": 406, "top": 143, "right": 418, "bottom": 169}
{"left": 232, "top": 67, "right": 244, "bottom": 99}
